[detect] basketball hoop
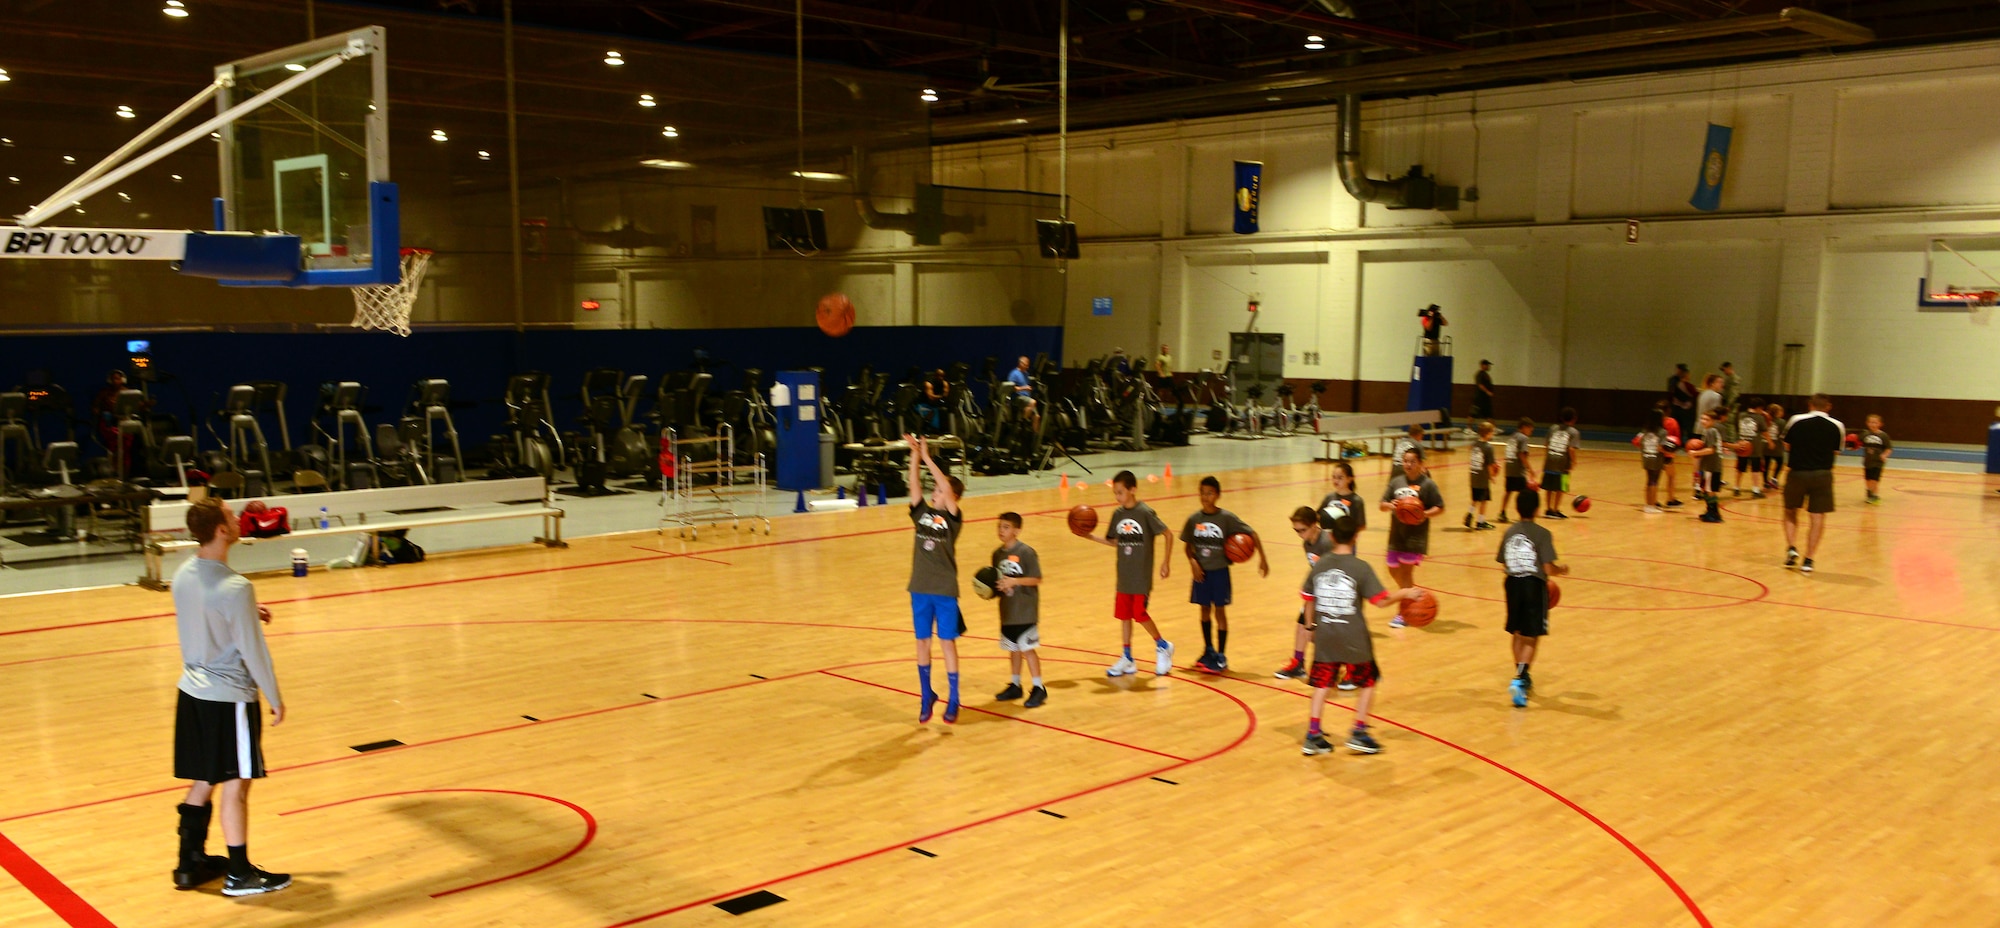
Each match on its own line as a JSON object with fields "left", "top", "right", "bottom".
{"left": 351, "top": 247, "right": 431, "bottom": 336}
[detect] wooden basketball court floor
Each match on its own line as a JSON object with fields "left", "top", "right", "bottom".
{"left": 3, "top": 451, "right": 1997, "bottom": 927}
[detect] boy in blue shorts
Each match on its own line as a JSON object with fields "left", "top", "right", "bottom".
{"left": 904, "top": 434, "right": 965, "bottom": 723}
{"left": 1183, "top": 476, "right": 1267, "bottom": 674}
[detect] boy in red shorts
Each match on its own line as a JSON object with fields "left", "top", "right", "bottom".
{"left": 1299, "top": 511, "right": 1424, "bottom": 755}
{"left": 1089, "top": 470, "right": 1174, "bottom": 677}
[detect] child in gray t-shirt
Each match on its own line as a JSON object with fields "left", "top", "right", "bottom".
{"left": 1087, "top": 470, "right": 1174, "bottom": 678}
{"left": 991, "top": 512, "right": 1047, "bottom": 708}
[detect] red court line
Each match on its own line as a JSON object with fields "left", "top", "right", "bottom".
{"left": 0, "top": 611, "right": 175, "bottom": 639}
{"left": 1190, "top": 670, "right": 1712, "bottom": 928}
{"left": 0, "top": 828, "right": 115, "bottom": 927}
{"left": 279, "top": 788, "right": 597, "bottom": 898}
{"left": 817, "top": 670, "right": 1190, "bottom": 761}
{"left": 600, "top": 662, "right": 1259, "bottom": 927}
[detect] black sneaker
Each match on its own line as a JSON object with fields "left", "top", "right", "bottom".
{"left": 173, "top": 855, "right": 228, "bottom": 890}
{"left": 1463, "top": 512, "right": 1473, "bottom": 528}
{"left": 222, "top": 868, "right": 292, "bottom": 897}
{"left": 1496, "top": 514, "right": 1511, "bottom": 524}
{"left": 1475, "top": 521, "right": 1494, "bottom": 531}
{"left": 1665, "top": 499, "right": 1685, "bottom": 508}
{"left": 1274, "top": 658, "right": 1306, "bottom": 680}
{"left": 1546, "top": 511, "right": 1568, "bottom": 520}
{"left": 1023, "top": 686, "right": 1047, "bottom": 708}
{"left": 1800, "top": 558, "right": 1814, "bottom": 575}
{"left": 1346, "top": 730, "right": 1382, "bottom": 754}
{"left": 1518, "top": 671, "right": 1533, "bottom": 691}
{"left": 1785, "top": 547, "right": 1799, "bottom": 567}
{"left": 1301, "top": 733, "right": 1334, "bottom": 755}
{"left": 995, "top": 683, "right": 1024, "bottom": 701}
{"left": 1698, "top": 513, "right": 1722, "bottom": 523}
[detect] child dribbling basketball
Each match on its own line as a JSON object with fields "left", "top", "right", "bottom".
{"left": 1499, "top": 417, "right": 1536, "bottom": 522}
{"left": 1379, "top": 447, "right": 1445, "bottom": 628}
{"left": 1182, "top": 476, "right": 1267, "bottom": 674}
{"left": 1497, "top": 493, "right": 1566, "bottom": 707}
{"left": 1299, "top": 511, "right": 1424, "bottom": 755}
{"left": 1276, "top": 505, "right": 1337, "bottom": 682}
{"left": 1091, "top": 470, "right": 1174, "bottom": 678}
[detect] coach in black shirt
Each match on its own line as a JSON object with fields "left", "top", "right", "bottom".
{"left": 1780, "top": 393, "right": 1844, "bottom": 575}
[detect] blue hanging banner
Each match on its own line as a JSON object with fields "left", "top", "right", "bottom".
{"left": 1689, "top": 123, "right": 1732, "bottom": 212}
{"left": 1233, "top": 160, "right": 1262, "bottom": 234}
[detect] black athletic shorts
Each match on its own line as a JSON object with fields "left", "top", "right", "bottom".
{"left": 1864, "top": 466, "right": 1883, "bottom": 482}
{"left": 1504, "top": 476, "right": 1528, "bottom": 493}
{"left": 1503, "top": 575, "right": 1549, "bottom": 637}
{"left": 1645, "top": 467, "right": 1662, "bottom": 487}
{"left": 1784, "top": 469, "right": 1835, "bottom": 514}
{"left": 1470, "top": 486, "right": 1491, "bottom": 502}
{"left": 175, "top": 690, "right": 266, "bottom": 784}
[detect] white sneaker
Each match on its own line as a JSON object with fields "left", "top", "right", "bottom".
{"left": 1643, "top": 506, "right": 1663, "bottom": 514}
{"left": 1388, "top": 615, "right": 1407, "bottom": 629}
{"left": 1154, "top": 640, "right": 1175, "bottom": 676}
{"left": 1336, "top": 680, "right": 1358, "bottom": 691}
{"left": 1106, "top": 656, "right": 1138, "bottom": 677}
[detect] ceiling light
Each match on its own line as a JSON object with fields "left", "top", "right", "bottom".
{"left": 61, "top": 154, "right": 75, "bottom": 164}
{"left": 660, "top": 125, "right": 679, "bottom": 138}
{"left": 1266, "top": 95, "right": 1281, "bottom": 101}
{"left": 477, "top": 150, "right": 491, "bottom": 160}
{"left": 210, "top": 131, "right": 221, "bottom": 140}
{"left": 0, "top": 68, "right": 11, "bottom": 82}
{"left": 792, "top": 170, "right": 848, "bottom": 182}
{"left": 638, "top": 93, "right": 656, "bottom": 107}
{"left": 430, "top": 129, "right": 448, "bottom": 141}
{"left": 1304, "top": 35, "right": 1326, "bottom": 49}
{"left": 170, "top": 173, "right": 183, "bottom": 181}
{"left": 117, "top": 105, "right": 135, "bottom": 118}
{"left": 604, "top": 50, "right": 624, "bottom": 66}
{"left": 284, "top": 63, "right": 307, "bottom": 72}
{"left": 640, "top": 158, "right": 695, "bottom": 170}
{"left": 1, "top": 138, "right": 12, "bottom": 146}
{"left": 117, "top": 192, "right": 131, "bottom": 201}
{"left": 920, "top": 88, "right": 939, "bottom": 103}
{"left": 6, "top": 177, "right": 18, "bottom": 185}
{"left": 163, "top": 0, "right": 188, "bottom": 16}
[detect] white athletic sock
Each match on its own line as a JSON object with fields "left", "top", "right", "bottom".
{"left": 1031, "top": 677, "right": 1043, "bottom": 688}
{"left": 1011, "top": 674, "right": 1021, "bottom": 685}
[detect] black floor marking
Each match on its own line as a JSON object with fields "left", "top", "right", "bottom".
{"left": 749, "top": 674, "right": 767, "bottom": 679}
{"left": 521, "top": 715, "right": 539, "bottom": 721}
{"left": 1038, "top": 809, "right": 1066, "bottom": 819}
{"left": 714, "top": 890, "right": 786, "bottom": 915}
{"left": 1150, "top": 777, "right": 1178, "bottom": 785}
{"left": 349, "top": 739, "right": 404, "bottom": 753}
{"left": 642, "top": 693, "right": 658, "bottom": 699}
{"left": 908, "top": 847, "right": 937, "bottom": 858}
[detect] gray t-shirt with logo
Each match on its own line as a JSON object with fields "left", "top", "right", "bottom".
{"left": 1381, "top": 474, "right": 1444, "bottom": 554}
{"left": 1505, "top": 431, "right": 1533, "bottom": 477}
{"left": 1543, "top": 426, "right": 1580, "bottom": 474}
{"left": 907, "top": 502, "right": 963, "bottom": 597}
{"left": 1497, "top": 521, "right": 1558, "bottom": 579}
{"left": 993, "top": 540, "right": 1041, "bottom": 627}
{"left": 1301, "top": 551, "right": 1388, "bottom": 664}
{"left": 1317, "top": 491, "right": 1367, "bottom": 533}
{"left": 1106, "top": 501, "right": 1170, "bottom": 595}
{"left": 1862, "top": 430, "right": 1892, "bottom": 468}
{"left": 1699, "top": 425, "right": 1725, "bottom": 473}
{"left": 1181, "top": 508, "right": 1253, "bottom": 572}
{"left": 1468, "top": 440, "right": 1493, "bottom": 489}
{"left": 1639, "top": 429, "right": 1664, "bottom": 471}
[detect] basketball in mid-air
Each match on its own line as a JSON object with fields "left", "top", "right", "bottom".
{"left": 1393, "top": 495, "right": 1426, "bottom": 525}
{"left": 1573, "top": 495, "right": 1592, "bottom": 513}
{"left": 1547, "top": 579, "right": 1562, "bottom": 609}
{"left": 816, "top": 292, "right": 855, "bottom": 337}
{"left": 1400, "top": 590, "right": 1438, "bottom": 627}
{"left": 1067, "top": 505, "right": 1098, "bottom": 536}
{"left": 1224, "top": 533, "right": 1255, "bottom": 563}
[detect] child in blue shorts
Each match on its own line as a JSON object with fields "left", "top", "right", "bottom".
{"left": 904, "top": 434, "right": 965, "bottom": 723}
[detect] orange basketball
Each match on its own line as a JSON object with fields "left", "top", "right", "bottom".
{"left": 1393, "top": 495, "right": 1426, "bottom": 525}
{"left": 1223, "top": 533, "right": 1255, "bottom": 563}
{"left": 1686, "top": 438, "right": 1706, "bottom": 452}
{"left": 1572, "top": 495, "right": 1592, "bottom": 513}
{"left": 1547, "top": 579, "right": 1562, "bottom": 609}
{"left": 1399, "top": 590, "right": 1438, "bottom": 627}
{"left": 816, "top": 292, "right": 855, "bottom": 337}
{"left": 1067, "top": 505, "right": 1098, "bottom": 537}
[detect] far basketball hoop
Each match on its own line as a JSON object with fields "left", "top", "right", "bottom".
{"left": 351, "top": 248, "right": 431, "bottom": 336}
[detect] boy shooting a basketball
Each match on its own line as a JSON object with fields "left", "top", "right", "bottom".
{"left": 1300, "top": 512, "right": 1424, "bottom": 755}
{"left": 1183, "top": 476, "right": 1268, "bottom": 674}
{"left": 904, "top": 434, "right": 965, "bottom": 723}
{"left": 1380, "top": 447, "right": 1445, "bottom": 628}
{"left": 171, "top": 497, "right": 290, "bottom": 896}
{"left": 991, "top": 512, "right": 1047, "bottom": 708}
{"left": 1498, "top": 493, "right": 1567, "bottom": 707}
{"left": 1091, "top": 470, "right": 1174, "bottom": 677}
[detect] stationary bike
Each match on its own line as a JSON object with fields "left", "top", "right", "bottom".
{"left": 488, "top": 372, "right": 563, "bottom": 482}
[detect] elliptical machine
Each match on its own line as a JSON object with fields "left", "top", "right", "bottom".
{"left": 488, "top": 372, "right": 563, "bottom": 482}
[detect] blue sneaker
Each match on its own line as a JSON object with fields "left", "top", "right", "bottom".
{"left": 1509, "top": 678, "right": 1528, "bottom": 708}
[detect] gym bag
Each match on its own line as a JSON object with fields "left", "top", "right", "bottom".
{"left": 238, "top": 501, "right": 290, "bottom": 538}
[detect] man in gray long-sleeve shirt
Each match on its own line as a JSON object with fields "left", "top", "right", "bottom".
{"left": 170, "top": 497, "right": 291, "bottom": 897}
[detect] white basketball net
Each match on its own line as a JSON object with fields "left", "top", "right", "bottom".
{"left": 350, "top": 248, "right": 432, "bottom": 337}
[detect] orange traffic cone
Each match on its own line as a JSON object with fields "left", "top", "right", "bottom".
{"left": 1164, "top": 463, "right": 1174, "bottom": 478}
{"left": 1059, "top": 474, "right": 1069, "bottom": 489}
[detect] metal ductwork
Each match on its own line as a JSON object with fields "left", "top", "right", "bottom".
{"left": 1336, "top": 91, "right": 1456, "bottom": 210}
{"left": 852, "top": 147, "right": 979, "bottom": 244}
